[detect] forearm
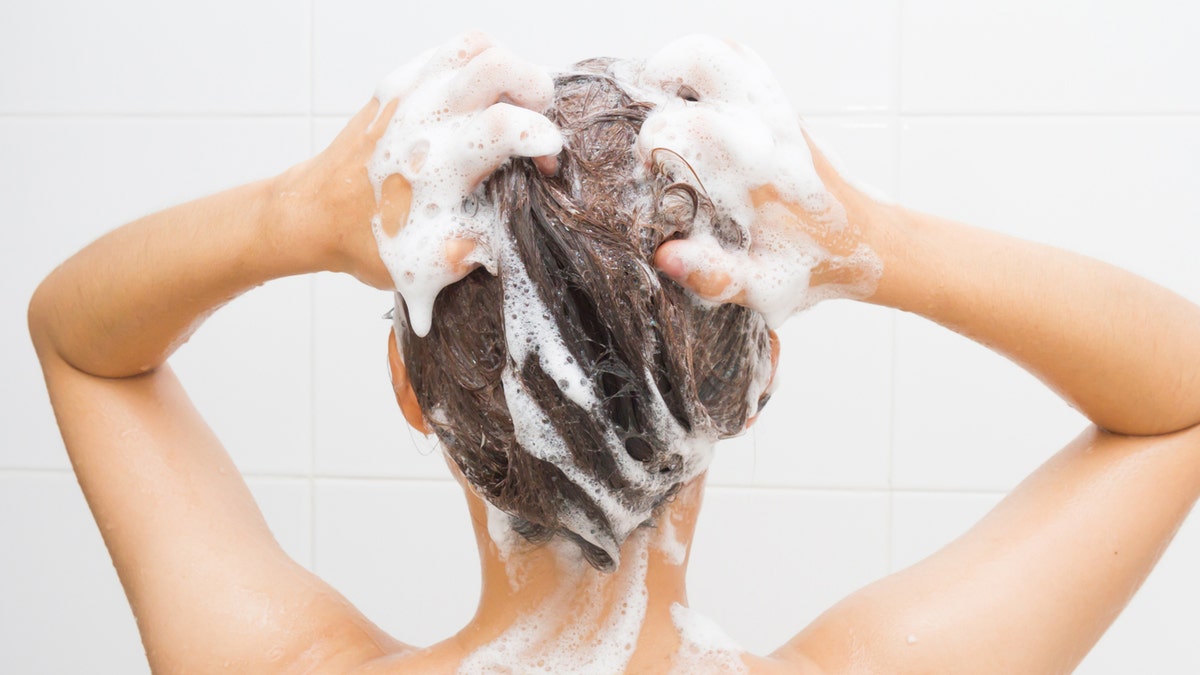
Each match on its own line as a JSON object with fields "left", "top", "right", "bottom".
{"left": 28, "top": 177, "right": 314, "bottom": 378}
{"left": 867, "top": 206, "right": 1200, "bottom": 435}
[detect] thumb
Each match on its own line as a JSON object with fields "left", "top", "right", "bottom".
{"left": 653, "top": 237, "right": 745, "bottom": 303}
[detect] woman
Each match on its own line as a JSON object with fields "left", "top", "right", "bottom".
{"left": 29, "top": 33, "right": 1200, "bottom": 674}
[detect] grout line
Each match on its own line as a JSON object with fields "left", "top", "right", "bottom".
{"left": 307, "top": 0, "right": 318, "bottom": 574}
{"left": 884, "top": 0, "right": 905, "bottom": 575}
{"left": 0, "top": 467, "right": 74, "bottom": 476}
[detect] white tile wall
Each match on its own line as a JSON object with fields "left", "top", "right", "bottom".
{"left": 312, "top": 0, "right": 899, "bottom": 116}
{"left": 312, "top": 479, "right": 480, "bottom": 646}
{"left": 0, "top": 0, "right": 310, "bottom": 113}
{"left": 4, "top": 2, "right": 1199, "bottom": 672}
{"left": 689, "top": 488, "right": 890, "bottom": 654}
{"left": 901, "top": 1, "right": 1200, "bottom": 114}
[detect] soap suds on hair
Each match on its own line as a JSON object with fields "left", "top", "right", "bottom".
{"left": 368, "top": 32, "right": 563, "bottom": 337}
{"left": 617, "top": 35, "right": 882, "bottom": 327}
{"left": 492, "top": 215, "right": 729, "bottom": 567}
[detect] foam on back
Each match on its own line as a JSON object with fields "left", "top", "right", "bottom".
{"left": 459, "top": 529, "right": 653, "bottom": 674}
{"left": 668, "top": 603, "right": 749, "bottom": 674}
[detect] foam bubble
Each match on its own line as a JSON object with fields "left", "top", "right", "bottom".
{"left": 460, "top": 531, "right": 653, "bottom": 674}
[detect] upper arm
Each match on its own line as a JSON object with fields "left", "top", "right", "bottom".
{"left": 776, "top": 424, "right": 1200, "bottom": 675}
{"left": 37, "top": 354, "right": 402, "bottom": 672}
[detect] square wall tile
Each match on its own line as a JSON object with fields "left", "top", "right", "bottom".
{"left": 688, "top": 488, "right": 889, "bottom": 655}
{"left": 0, "top": 0, "right": 309, "bottom": 113}
{"left": 899, "top": 117, "right": 1200, "bottom": 302}
{"left": 314, "top": 0, "right": 899, "bottom": 115}
{"left": 901, "top": 1, "right": 1200, "bottom": 113}
{"left": 2, "top": 118, "right": 310, "bottom": 470}
{"left": 313, "top": 479, "right": 480, "bottom": 646}
{"left": 0, "top": 472, "right": 149, "bottom": 673}
{"left": 751, "top": 303, "right": 894, "bottom": 489}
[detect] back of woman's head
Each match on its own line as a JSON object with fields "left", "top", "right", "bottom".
{"left": 401, "top": 58, "right": 772, "bottom": 571}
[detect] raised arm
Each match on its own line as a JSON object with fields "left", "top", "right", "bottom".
{"left": 642, "top": 37, "right": 1200, "bottom": 674}
{"left": 661, "top": 150, "right": 1200, "bottom": 674}
{"left": 657, "top": 140, "right": 1200, "bottom": 437}
{"left": 28, "top": 32, "right": 562, "bottom": 673}
{"left": 26, "top": 99, "right": 409, "bottom": 674}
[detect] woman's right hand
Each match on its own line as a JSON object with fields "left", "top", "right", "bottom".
{"left": 652, "top": 132, "right": 892, "bottom": 322}
{"left": 639, "top": 35, "right": 888, "bottom": 327}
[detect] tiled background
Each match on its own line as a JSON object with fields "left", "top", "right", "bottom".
{"left": 2, "top": 0, "right": 1198, "bottom": 672}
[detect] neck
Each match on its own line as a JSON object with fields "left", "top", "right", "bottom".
{"left": 451, "top": 471, "right": 707, "bottom": 666}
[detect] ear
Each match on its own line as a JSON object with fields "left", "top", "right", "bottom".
{"left": 745, "top": 329, "right": 781, "bottom": 430}
{"left": 387, "top": 328, "right": 431, "bottom": 435}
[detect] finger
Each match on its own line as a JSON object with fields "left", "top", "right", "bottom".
{"left": 461, "top": 103, "right": 563, "bottom": 183}
{"left": 653, "top": 238, "right": 744, "bottom": 303}
{"left": 447, "top": 46, "right": 555, "bottom": 113}
{"left": 365, "top": 97, "right": 400, "bottom": 140}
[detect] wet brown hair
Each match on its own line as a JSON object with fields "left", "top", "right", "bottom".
{"left": 401, "top": 59, "right": 771, "bottom": 571}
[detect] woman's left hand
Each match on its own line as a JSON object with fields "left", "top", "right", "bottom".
{"left": 272, "top": 31, "right": 563, "bottom": 295}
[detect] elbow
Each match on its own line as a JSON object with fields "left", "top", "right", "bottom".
{"left": 27, "top": 277, "right": 53, "bottom": 359}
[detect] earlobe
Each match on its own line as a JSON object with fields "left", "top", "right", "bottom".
{"left": 387, "top": 329, "right": 431, "bottom": 435}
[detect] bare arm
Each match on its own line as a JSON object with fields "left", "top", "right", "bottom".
{"left": 865, "top": 198, "right": 1200, "bottom": 436}
{"left": 658, "top": 143, "right": 1200, "bottom": 437}
{"left": 648, "top": 77, "right": 1200, "bottom": 670}
{"left": 28, "top": 33, "right": 563, "bottom": 672}
{"left": 27, "top": 101, "right": 407, "bottom": 673}
{"left": 781, "top": 156, "right": 1200, "bottom": 673}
